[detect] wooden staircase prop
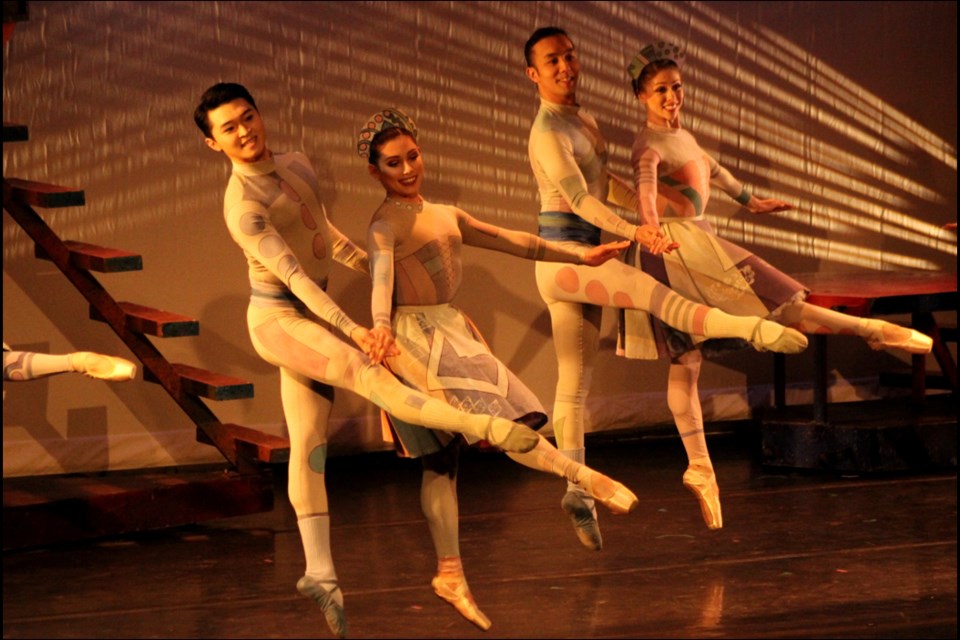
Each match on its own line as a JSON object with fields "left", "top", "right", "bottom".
{"left": 3, "top": 119, "right": 290, "bottom": 550}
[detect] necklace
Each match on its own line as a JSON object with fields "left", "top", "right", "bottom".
{"left": 387, "top": 197, "right": 424, "bottom": 213}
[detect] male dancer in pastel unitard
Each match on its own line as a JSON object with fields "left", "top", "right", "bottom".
{"left": 195, "top": 83, "right": 566, "bottom": 639}
{"left": 521, "top": 27, "right": 808, "bottom": 551}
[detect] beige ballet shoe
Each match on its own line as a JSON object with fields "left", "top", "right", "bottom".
{"left": 584, "top": 474, "right": 638, "bottom": 515}
{"left": 71, "top": 352, "right": 137, "bottom": 381}
{"left": 561, "top": 490, "right": 603, "bottom": 550}
{"left": 485, "top": 419, "right": 539, "bottom": 453}
{"left": 858, "top": 318, "right": 933, "bottom": 354}
{"left": 431, "top": 574, "right": 492, "bottom": 631}
{"left": 296, "top": 575, "right": 348, "bottom": 639}
{"left": 682, "top": 462, "right": 723, "bottom": 530}
{"left": 749, "top": 320, "right": 808, "bottom": 354}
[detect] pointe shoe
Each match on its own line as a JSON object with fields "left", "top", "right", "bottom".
{"left": 859, "top": 318, "right": 933, "bottom": 354}
{"left": 561, "top": 490, "right": 603, "bottom": 551}
{"left": 486, "top": 420, "right": 539, "bottom": 454}
{"left": 296, "top": 575, "right": 348, "bottom": 639}
{"left": 587, "top": 474, "right": 638, "bottom": 515}
{"left": 749, "top": 320, "right": 808, "bottom": 354}
{"left": 431, "top": 574, "right": 492, "bottom": 631}
{"left": 682, "top": 464, "right": 723, "bottom": 530}
{"left": 73, "top": 352, "right": 137, "bottom": 381}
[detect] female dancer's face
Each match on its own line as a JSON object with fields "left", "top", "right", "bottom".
{"left": 369, "top": 134, "right": 423, "bottom": 201}
{"left": 638, "top": 67, "right": 684, "bottom": 128}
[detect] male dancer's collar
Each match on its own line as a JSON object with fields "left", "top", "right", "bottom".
{"left": 538, "top": 97, "right": 581, "bottom": 115}
{"left": 230, "top": 151, "right": 276, "bottom": 175}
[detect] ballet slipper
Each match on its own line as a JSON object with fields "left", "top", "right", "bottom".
{"left": 561, "top": 490, "right": 603, "bottom": 551}
{"left": 485, "top": 419, "right": 539, "bottom": 454}
{"left": 749, "top": 320, "right": 808, "bottom": 354}
{"left": 296, "top": 575, "right": 348, "bottom": 639}
{"left": 72, "top": 352, "right": 137, "bottom": 381}
{"left": 858, "top": 318, "right": 933, "bottom": 354}
{"left": 431, "top": 574, "right": 492, "bottom": 631}
{"left": 682, "top": 462, "right": 723, "bottom": 530}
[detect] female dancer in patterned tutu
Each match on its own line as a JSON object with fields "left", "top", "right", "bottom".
{"left": 621, "top": 41, "right": 933, "bottom": 532}
{"left": 360, "top": 108, "right": 637, "bottom": 631}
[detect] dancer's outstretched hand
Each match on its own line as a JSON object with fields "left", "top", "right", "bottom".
{"left": 582, "top": 240, "right": 631, "bottom": 266}
{"left": 747, "top": 196, "right": 792, "bottom": 214}
{"left": 636, "top": 224, "right": 679, "bottom": 255}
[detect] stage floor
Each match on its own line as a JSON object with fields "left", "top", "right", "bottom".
{"left": 3, "top": 428, "right": 957, "bottom": 639}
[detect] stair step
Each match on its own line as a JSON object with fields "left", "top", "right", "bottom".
{"left": 91, "top": 302, "right": 199, "bottom": 337}
{"left": 36, "top": 240, "right": 143, "bottom": 273}
{"left": 3, "top": 122, "right": 28, "bottom": 142}
{"left": 2, "top": 467, "right": 275, "bottom": 551}
{"left": 145, "top": 363, "right": 254, "bottom": 401}
{"left": 199, "top": 423, "right": 290, "bottom": 464}
{"left": 5, "top": 177, "right": 85, "bottom": 208}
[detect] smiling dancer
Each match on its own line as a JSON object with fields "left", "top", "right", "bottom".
{"left": 620, "top": 42, "right": 933, "bottom": 530}
{"left": 360, "top": 108, "right": 637, "bottom": 630}
{"left": 521, "top": 27, "right": 810, "bottom": 551}
{"left": 194, "top": 83, "right": 577, "bottom": 639}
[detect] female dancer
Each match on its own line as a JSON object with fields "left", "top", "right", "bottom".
{"left": 622, "top": 42, "right": 934, "bottom": 531}
{"left": 360, "top": 108, "right": 637, "bottom": 630}
{"left": 193, "top": 83, "right": 633, "bottom": 639}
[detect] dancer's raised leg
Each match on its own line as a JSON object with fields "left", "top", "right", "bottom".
{"left": 778, "top": 301, "right": 932, "bottom": 354}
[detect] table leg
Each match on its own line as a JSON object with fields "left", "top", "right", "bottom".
{"left": 813, "top": 334, "right": 828, "bottom": 424}
{"left": 774, "top": 352, "right": 786, "bottom": 409}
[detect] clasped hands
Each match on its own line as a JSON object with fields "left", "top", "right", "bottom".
{"left": 351, "top": 325, "right": 399, "bottom": 366}
{"left": 635, "top": 224, "right": 679, "bottom": 255}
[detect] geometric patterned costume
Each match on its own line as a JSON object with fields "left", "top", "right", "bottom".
{"left": 619, "top": 124, "right": 808, "bottom": 360}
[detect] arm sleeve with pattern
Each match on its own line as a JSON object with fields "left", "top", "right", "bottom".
{"left": 328, "top": 221, "right": 370, "bottom": 275}
{"left": 535, "top": 131, "right": 640, "bottom": 240}
{"left": 633, "top": 147, "right": 663, "bottom": 227}
{"left": 607, "top": 172, "right": 639, "bottom": 216}
{"left": 708, "top": 155, "right": 751, "bottom": 204}
{"left": 366, "top": 219, "right": 396, "bottom": 330}
{"left": 225, "top": 200, "right": 360, "bottom": 338}
{"left": 455, "top": 208, "right": 585, "bottom": 263}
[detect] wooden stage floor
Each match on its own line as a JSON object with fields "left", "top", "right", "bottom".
{"left": 3, "top": 428, "right": 957, "bottom": 639}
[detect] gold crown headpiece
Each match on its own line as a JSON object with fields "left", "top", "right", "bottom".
{"left": 627, "top": 41, "right": 685, "bottom": 81}
{"left": 357, "top": 108, "right": 418, "bottom": 159}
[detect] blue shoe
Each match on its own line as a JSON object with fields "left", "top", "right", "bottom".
{"left": 297, "top": 575, "right": 347, "bottom": 638}
{"left": 561, "top": 491, "right": 603, "bottom": 551}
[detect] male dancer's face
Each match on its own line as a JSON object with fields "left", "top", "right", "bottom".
{"left": 525, "top": 34, "right": 580, "bottom": 106}
{"left": 204, "top": 98, "right": 268, "bottom": 164}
